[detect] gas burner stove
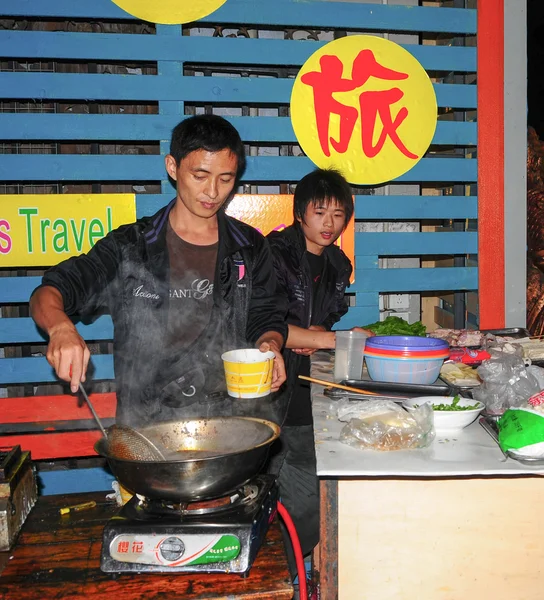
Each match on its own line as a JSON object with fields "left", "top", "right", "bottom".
{"left": 100, "top": 474, "right": 278, "bottom": 574}
{"left": 134, "top": 479, "right": 261, "bottom": 518}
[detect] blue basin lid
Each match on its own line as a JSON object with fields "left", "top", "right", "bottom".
{"left": 365, "top": 335, "right": 449, "bottom": 351}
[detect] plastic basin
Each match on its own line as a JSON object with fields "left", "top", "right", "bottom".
{"left": 365, "top": 335, "right": 449, "bottom": 352}
{"left": 365, "top": 354, "right": 446, "bottom": 385}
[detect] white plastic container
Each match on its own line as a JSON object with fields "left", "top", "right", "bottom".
{"left": 334, "top": 331, "right": 368, "bottom": 382}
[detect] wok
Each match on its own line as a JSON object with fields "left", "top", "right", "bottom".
{"left": 94, "top": 417, "right": 280, "bottom": 502}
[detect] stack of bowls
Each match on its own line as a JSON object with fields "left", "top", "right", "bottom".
{"left": 364, "top": 336, "right": 450, "bottom": 384}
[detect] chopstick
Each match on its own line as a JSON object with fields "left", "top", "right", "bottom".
{"left": 298, "top": 375, "right": 380, "bottom": 396}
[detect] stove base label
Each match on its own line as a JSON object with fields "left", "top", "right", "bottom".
{"left": 109, "top": 533, "right": 240, "bottom": 566}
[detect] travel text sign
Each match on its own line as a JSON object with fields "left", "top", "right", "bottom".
{"left": 0, "top": 194, "right": 136, "bottom": 267}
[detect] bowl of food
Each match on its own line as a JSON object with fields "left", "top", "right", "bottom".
{"left": 402, "top": 395, "right": 485, "bottom": 435}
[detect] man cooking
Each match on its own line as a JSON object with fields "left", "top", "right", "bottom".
{"left": 29, "top": 114, "right": 287, "bottom": 427}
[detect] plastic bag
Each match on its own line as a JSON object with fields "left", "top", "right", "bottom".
{"left": 498, "top": 408, "right": 544, "bottom": 458}
{"left": 526, "top": 365, "right": 544, "bottom": 390}
{"left": 336, "top": 399, "right": 434, "bottom": 451}
{"left": 472, "top": 349, "right": 541, "bottom": 415}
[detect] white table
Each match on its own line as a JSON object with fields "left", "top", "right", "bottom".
{"left": 311, "top": 352, "right": 544, "bottom": 600}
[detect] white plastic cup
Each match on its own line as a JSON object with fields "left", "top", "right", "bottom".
{"left": 334, "top": 330, "right": 368, "bottom": 382}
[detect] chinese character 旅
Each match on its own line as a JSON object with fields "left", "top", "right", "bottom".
{"left": 302, "top": 48, "right": 417, "bottom": 160}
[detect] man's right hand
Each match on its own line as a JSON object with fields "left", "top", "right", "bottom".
{"left": 46, "top": 323, "right": 90, "bottom": 393}
{"left": 30, "top": 286, "right": 90, "bottom": 394}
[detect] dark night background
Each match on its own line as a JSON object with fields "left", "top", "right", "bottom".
{"left": 528, "top": 0, "right": 544, "bottom": 137}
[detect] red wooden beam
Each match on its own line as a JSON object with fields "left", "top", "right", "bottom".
{"left": 477, "top": 0, "right": 505, "bottom": 328}
{"left": 0, "top": 431, "right": 101, "bottom": 460}
{"left": 0, "top": 393, "right": 117, "bottom": 424}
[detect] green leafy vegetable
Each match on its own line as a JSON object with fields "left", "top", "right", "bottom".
{"left": 430, "top": 395, "right": 481, "bottom": 411}
{"left": 362, "top": 316, "right": 426, "bottom": 337}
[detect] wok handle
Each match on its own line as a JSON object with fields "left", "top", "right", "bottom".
{"left": 79, "top": 383, "right": 108, "bottom": 438}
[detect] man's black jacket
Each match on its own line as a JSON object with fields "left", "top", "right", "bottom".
{"left": 35, "top": 200, "right": 287, "bottom": 427}
{"left": 267, "top": 224, "right": 352, "bottom": 424}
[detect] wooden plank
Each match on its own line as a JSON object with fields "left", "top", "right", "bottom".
{"left": 2, "top": 0, "right": 477, "bottom": 34}
{"left": 0, "top": 276, "right": 41, "bottom": 303}
{"left": 137, "top": 194, "right": 171, "bottom": 217}
{"left": 0, "top": 431, "right": 102, "bottom": 459}
{"left": 355, "top": 231, "right": 477, "bottom": 256}
{"left": 0, "top": 316, "right": 113, "bottom": 344}
{"left": 0, "top": 392, "right": 116, "bottom": 423}
{"left": 0, "top": 266, "right": 479, "bottom": 309}
{"left": 0, "top": 355, "right": 114, "bottom": 384}
{"left": 0, "top": 191, "right": 479, "bottom": 241}
{"left": 0, "top": 492, "right": 293, "bottom": 598}
{"left": 354, "top": 292, "right": 380, "bottom": 306}
{"left": 0, "top": 114, "right": 476, "bottom": 146}
{"left": 337, "top": 478, "right": 544, "bottom": 600}
{"left": 354, "top": 255, "right": 378, "bottom": 269}
{"left": 39, "top": 468, "right": 115, "bottom": 496}
{"left": 351, "top": 267, "right": 478, "bottom": 293}
{"left": 204, "top": 1, "right": 477, "bottom": 34}
{"left": 336, "top": 306, "right": 380, "bottom": 329}
{"left": 355, "top": 195, "right": 478, "bottom": 220}
{"left": 0, "top": 30, "right": 477, "bottom": 72}
{"left": 477, "top": 0, "right": 505, "bottom": 329}
{"left": 0, "top": 419, "right": 115, "bottom": 435}
{"left": 0, "top": 155, "right": 478, "bottom": 183}
{"left": 318, "top": 479, "right": 339, "bottom": 600}
{"left": 0, "top": 73, "right": 477, "bottom": 109}
{"left": 433, "top": 121, "right": 477, "bottom": 146}
{"left": 434, "top": 305, "right": 455, "bottom": 329}
{"left": 16, "top": 493, "right": 117, "bottom": 543}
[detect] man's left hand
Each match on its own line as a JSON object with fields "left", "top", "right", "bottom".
{"left": 257, "top": 337, "right": 286, "bottom": 391}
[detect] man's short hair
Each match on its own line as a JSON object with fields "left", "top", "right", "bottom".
{"left": 170, "top": 114, "right": 246, "bottom": 180}
{"left": 293, "top": 168, "right": 354, "bottom": 229}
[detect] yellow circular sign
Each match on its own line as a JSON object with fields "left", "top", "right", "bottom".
{"left": 111, "top": 0, "right": 227, "bottom": 25}
{"left": 290, "top": 35, "right": 437, "bottom": 185}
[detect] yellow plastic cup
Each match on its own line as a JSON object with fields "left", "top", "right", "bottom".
{"left": 221, "top": 349, "right": 275, "bottom": 398}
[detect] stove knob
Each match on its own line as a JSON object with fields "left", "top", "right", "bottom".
{"left": 159, "top": 536, "right": 185, "bottom": 561}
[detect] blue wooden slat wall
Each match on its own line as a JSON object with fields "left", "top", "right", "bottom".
{"left": 0, "top": 30, "right": 477, "bottom": 71}
{"left": 0, "top": 1, "right": 478, "bottom": 493}
{"left": 0, "top": 155, "right": 477, "bottom": 183}
{"left": 0, "top": 114, "right": 477, "bottom": 146}
{"left": 0, "top": 73, "right": 475, "bottom": 109}
{"left": 3, "top": 0, "right": 476, "bottom": 33}
{"left": 0, "top": 0, "right": 478, "bottom": 342}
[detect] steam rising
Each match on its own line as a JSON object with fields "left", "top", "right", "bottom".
{"left": 90, "top": 260, "right": 284, "bottom": 429}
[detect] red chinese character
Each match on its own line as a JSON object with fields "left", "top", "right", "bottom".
{"left": 300, "top": 49, "right": 418, "bottom": 160}
{"left": 132, "top": 541, "right": 144, "bottom": 554}
{"left": 117, "top": 541, "right": 129, "bottom": 553}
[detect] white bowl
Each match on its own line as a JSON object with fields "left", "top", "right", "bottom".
{"left": 402, "top": 396, "right": 485, "bottom": 435}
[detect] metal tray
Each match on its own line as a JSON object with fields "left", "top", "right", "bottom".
{"left": 340, "top": 377, "right": 465, "bottom": 398}
{"left": 450, "top": 327, "right": 532, "bottom": 360}
{"left": 480, "top": 327, "right": 530, "bottom": 338}
{"left": 479, "top": 416, "right": 544, "bottom": 465}
{"left": 481, "top": 327, "right": 544, "bottom": 367}
{"left": 456, "top": 327, "right": 531, "bottom": 351}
